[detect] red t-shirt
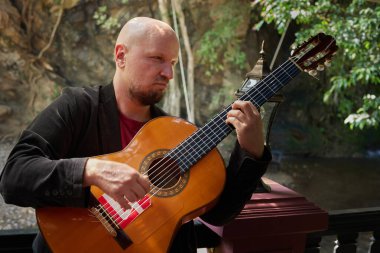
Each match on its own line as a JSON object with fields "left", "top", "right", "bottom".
{"left": 119, "top": 114, "right": 146, "bottom": 148}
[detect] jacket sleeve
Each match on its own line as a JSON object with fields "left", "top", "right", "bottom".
{"left": 200, "top": 142, "right": 271, "bottom": 225}
{"left": 0, "top": 88, "right": 91, "bottom": 208}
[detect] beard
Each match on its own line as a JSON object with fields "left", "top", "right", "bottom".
{"left": 128, "top": 84, "right": 166, "bottom": 106}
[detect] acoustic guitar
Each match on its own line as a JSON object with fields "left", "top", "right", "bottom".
{"left": 36, "top": 33, "right": 337, "bottom": 252}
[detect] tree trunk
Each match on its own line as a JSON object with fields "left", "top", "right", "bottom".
{"left": 158, "top": 0, "right": 181, "bottom": 117}
{"left": 173, "top": 0, "right": 195, "bottom": 122}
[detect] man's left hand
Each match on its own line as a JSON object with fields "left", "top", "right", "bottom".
{"left": 225, "top": 100, "right": 264, "bottom": 159}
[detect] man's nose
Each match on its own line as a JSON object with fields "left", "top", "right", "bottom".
{"left": 160, "top": 63, "right": 174, "bottom": 80}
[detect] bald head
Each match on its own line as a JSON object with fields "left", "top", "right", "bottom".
{"left": 113, "top": 17, "right": 179, "bottom": 111}
{"left": 116, "top": 17, "right": 178, "bottom": 49}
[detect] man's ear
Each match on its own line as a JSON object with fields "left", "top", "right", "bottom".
{"left": 115, "top": 44, "right": 126, "bottom": 68}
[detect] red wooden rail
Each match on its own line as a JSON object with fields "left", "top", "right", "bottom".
{"left": 199, "top": 178, "right": 328, "bottom": 253}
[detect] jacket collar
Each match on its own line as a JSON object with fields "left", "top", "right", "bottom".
{"left": 98, "top": 82, "right": 122, "bottom": 154}
{"left": 98, "top": 82, "right": 167, "bottom": 154}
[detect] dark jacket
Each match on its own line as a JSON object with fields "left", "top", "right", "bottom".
{"left": 0, "top": 83, "right": 270, "bottom": 252}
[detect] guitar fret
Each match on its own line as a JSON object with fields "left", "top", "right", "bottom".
{"left": 170, "top": 147, "right": 191, "bottom": 171}
{"left": 250, "top": 85, "right": 269, "bottom": 103}
{"left": 280, "top": 64, "right": 294, "bottom": 79}
{"left": 241, "top": 60, "right": 300, "bottom": 107}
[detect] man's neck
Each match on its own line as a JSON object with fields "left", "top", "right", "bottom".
{"left": 113, "top": 79, "right": 151, "bottom": 122}
{"left": 117, "top": 96, "right": 151, "bottom": 122}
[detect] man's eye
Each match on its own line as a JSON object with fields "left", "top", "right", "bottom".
{"left": 151, "top": 56, "right": 162, "bottom": 61}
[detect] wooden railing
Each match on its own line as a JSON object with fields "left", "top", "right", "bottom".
{"left": 195, "top": 207, "right": 380, "bottom": 252}
{"left": 305, "top": 207, "right": 380, "bottom": 253}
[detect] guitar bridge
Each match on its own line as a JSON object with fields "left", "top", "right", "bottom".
{"left": 90, "top": 206, "right": 118, "bottom": 237}
{"left": 89, "top": 195, "right": 133, "bottom": 250}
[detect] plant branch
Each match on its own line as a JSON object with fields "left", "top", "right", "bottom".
{"left": 37, "top": 0, "right": 64, "bottom": 59}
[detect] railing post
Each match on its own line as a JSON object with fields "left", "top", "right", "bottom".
{"left": 305, "top": 233, "right": 322, "bottom": 253}
{"left": 371, "top": 230, "right": 380, "bottom": 253}
{"left": 305, "top": 235, "right": 322, "bottom": 253}
{"left": 334, "top": 232, "right": 358, "bottom": 253}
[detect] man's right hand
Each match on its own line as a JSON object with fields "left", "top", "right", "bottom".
{"left": 83, "top": 158, "right": 151, "bottom": 210}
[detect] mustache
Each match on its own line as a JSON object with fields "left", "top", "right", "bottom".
{"left": 155, "top": 76, "right": 169, "bottom": 84}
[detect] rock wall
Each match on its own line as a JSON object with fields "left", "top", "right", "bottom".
{"left": 0, "top": 0, "right": 154, "bottom": 137}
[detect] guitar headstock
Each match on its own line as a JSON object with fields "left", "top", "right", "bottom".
{"left": 291, "top": 33, "right": 338, "bottom": 77}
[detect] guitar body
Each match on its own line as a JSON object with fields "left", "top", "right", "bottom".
{"left": 36, "top": 116, "right": 226, "bottom": 253}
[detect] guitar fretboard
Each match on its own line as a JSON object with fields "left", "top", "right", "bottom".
{"left": 169, "top": 59, "right": 301, "bottom": 172}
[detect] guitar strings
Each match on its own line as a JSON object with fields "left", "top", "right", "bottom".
{"left": 102, "top": 57, "right": 301, "bottom": 224}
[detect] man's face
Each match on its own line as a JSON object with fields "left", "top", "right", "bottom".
{"left": 122, "top": 32, "right": 179, "bottom": 105}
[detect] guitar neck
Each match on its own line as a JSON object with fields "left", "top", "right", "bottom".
{"left": 170, "top": 59, "right": 301, "bottom": 172}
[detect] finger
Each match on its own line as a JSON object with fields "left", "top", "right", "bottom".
{"left": 248, "top": 102, "right": 261, "bottom": 116}
{"left": 114, "top": 194, "right": 131, "bottom": 210}
{"left": 225, "top": 116, "right": 243, "bottom": 130}
{"left": 139, "top": 175, "right": 151, "bottom": 193}
{"left": 232, "top": 101, "right": 257, "bottom": 118}
{"left": 123, "top": 191, "right": 139, "bottom": 203}
{"left": 130, "top": 182, "right": 149, "bottom": 200}
{"left": 227, "top": 109, "right": 245, "bottom": 121}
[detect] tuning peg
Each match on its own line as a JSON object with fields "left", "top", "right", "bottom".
{"left": 317, "top": 64, "right": 325, "bottom": 71}
{"left": 324, "top": 60, "right": 331, "bottom": 67}
{"left": 308, "top": 69, "right": 318, "bottom": 76}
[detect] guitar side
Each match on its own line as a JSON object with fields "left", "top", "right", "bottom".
{"left": 36, "top": 116, "right": 226, "bottom": 253}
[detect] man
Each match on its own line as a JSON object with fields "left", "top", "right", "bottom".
{"left": 0, "top": 17, "right": 271, "bottom": 252}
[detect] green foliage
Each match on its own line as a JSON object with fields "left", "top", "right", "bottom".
{"left": 208, "top": 85, "right": 235, "bottom": 115}
{"left": 255, "top": 0, "right": 380, "bottom": 130}
{"left": 197, "top": 1, "right": 249, "bottom": 76}
{"left": 344, "top": 94, "right": 380, "bottom": 129}
{"left": 93, "top": 5, "right": 120, "bottom": 31}
{"left": 92, "top": 0, "right": 129, "bottom": 32}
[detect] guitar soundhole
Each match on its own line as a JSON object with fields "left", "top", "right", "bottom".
{"left": 140, "top": 149, "right": 189, "bottom": 198}
{"left": 148, "top": 157, "right": 180, "bottom": 189}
